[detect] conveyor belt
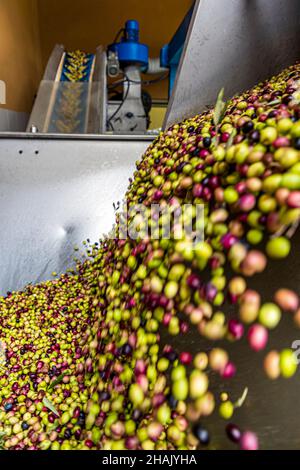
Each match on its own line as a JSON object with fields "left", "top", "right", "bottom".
{"left": 47, "top": 51, "right": 96, "bottom": 133}
{"left": 27, "top": 45, "right": 106, "bottom": 134}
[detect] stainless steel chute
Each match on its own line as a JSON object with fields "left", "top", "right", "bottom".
{"left": 0, "top": 134, "right": 153, "bottom": 294}
{"left": 164, "top": 0, "right": 300, "bottom": 128}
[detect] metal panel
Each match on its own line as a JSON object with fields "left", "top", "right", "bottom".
{"left": 27, "top": 44, "right": 107, "bottom": 134}
{"left": 27, "top": 45, "right": 65, "bottom": 132}
{"left": 165, "top": 0, "right": 300, "bottom": 128}
{"left": 42, "top": 44, "right": 65, "bottom": 81}
{"left": 26, "top": 81, "right": 56, "bottom": 133}
{"left": 0, "top": 136, "right": 152, "bottom": 295}
{"left": 1, "top": 136, "right": 300, "bottom": 447}
{"left": 160, "top": 3, "right": 194, "bottom": 97}
{"left": 88, "top": 46, "right": 107, "bottom": 134}
{"left": 0, "top": 110, "right": 28, "bottom": 132}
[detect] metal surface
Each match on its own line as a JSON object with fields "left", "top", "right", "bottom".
{"left": 0, "top": 132, "right": 153, "bottom": 141}
{"left": 165, "top": 0, "right": 300, "bottom": 128}
{"left": 164, "top": 232, "right": 300, "bottom": 450}
{"left": 3, "top": 1, "right": 300, "bottom": 447}
{"left": 27, "top": 45, "right": 107, "bottom": 134}
{"left": 27, "top": 45, "right": 65, "bottom": 132}
{"left": 0, "top": 109, "right": 28, "bottom": 132}
{"left": 89, "top": 47, "right": 107, "bottom": 134}
{"left": 0, "top": 136, "right": 152, "bottom": 295}
{"left": 42, "top": 44, "right": 65, "bottom": 81}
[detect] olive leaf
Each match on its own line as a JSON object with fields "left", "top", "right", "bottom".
{"left": 268, "top": 99, "right": 281, "bottom": 106}
{"left": 212, "top": 88, "right": 230, "bottom": 147}
{"left": 211, "top": 135, "right": 218, "bottom": 148}
{"left": 226, "top": 128, "right": 237, "bottom": 150}
{"left": 43, "top": 397, "right": 60, "bottom": 417}
{"left": 48, "top": 372, "right": 68, "bottom": 390}
{"left": 213, "top": 88, "right": 226, "bottom": 128}
{"left": 234, "top": 387, "right": 248, "bottom": 409}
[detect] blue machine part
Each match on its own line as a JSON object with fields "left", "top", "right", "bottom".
{"left": 160, "top": 4, "right": 194, "bottom": 96}
{"left": 108, "top": 20, "right": 149, "bottom": 68}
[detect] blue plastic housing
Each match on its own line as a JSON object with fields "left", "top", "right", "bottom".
{"left": 108, "top": 20, "right": 149, "bottom": 68}
{"left": 160, "top": 4, "right": 194, "bottom": 96}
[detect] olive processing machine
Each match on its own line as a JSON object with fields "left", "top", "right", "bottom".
{"left": 27, "top": 20, "right": 169, "bottom": 135}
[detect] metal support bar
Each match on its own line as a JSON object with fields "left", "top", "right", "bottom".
{"left": 107, "top": 65, "right": 147, "bottom": 133}
{"left": 42, "top": 44, "right": 65, "bottom": 81}
{"left": 88, "top": 46, "right": 107, "bottom": 133}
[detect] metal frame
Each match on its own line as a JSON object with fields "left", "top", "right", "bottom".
{"left": 0, "top": 132, "right": 153, "bottom": 142}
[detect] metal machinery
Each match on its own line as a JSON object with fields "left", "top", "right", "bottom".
{"left": 27, "top": 45, "right": 107, "bottom": 134}
{"left": 27, "top": 11, "right": 193, "bottom": 135}
{"left": 1, "top": 0, "right": 300, "bottom": 449}
{"left": 27, "top": 19, "right": 171, "bottom": 135}
{"left": 107, "top": 19, "right": 152, "bottom": 133}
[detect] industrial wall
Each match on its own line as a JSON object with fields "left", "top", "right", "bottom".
{"left": 37, "top": 0, "right": 193, "bottom": 100}
{"left": 0, "top": 0, "right": 42, "bottom": 114}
